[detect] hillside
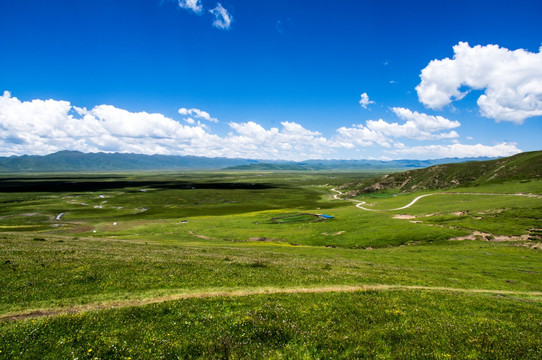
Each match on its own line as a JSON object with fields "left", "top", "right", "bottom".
{"left": 340, "top": 150, "right": 542, "bottom": 194}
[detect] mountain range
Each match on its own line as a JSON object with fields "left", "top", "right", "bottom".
{"left": 0, "top": 151, "right": 496, "bottom": 172}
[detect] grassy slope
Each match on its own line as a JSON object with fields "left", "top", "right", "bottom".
{"left": 344, "top": 150, "right": 542, "bottom": 194}
{"left": 2, "top": 235, "right": 541, "bottom": 315}
{"left": 0, "top": 171, "right": 541, "bottom": 358}
{"left": 2, "top": 291, "right": 541, "bottom": 359}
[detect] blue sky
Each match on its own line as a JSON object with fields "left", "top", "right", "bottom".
{"left": 0, "top": 0, "right": 541, "bottom": 160}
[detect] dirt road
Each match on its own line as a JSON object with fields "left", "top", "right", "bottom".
{"left": 331, "top": 188, "right": 541, "bottom": 211}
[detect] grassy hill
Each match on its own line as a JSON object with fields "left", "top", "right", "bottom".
{"left": 341, "top": 150, "right": 542, "bottom": 194}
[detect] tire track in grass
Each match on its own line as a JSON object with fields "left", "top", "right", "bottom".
{"left": 2, "top": 284, "right": 541, "bottom": 322}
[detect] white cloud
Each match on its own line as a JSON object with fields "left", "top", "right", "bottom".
{"left": 0, "top": 92, "right": 330, "bottom": 160}
{"left": 0, "top": 92, "right": 524, "bottom": 160}
{"left": 368, "top": 107, "right": 460, "bottom": 140}
{"left": 359, "top": 92, "right": 374, "bottom": 109}
{"left": 178, "top": 107, "right": 218, "bottom": 122}
{"left": 416, "top": 42, "right": 542, "bottom": 123}
{"left": 0, "top": 91, "right": 211, "bottom": 156}
{"left": 225, "top": 121, "right": 328, "bottom": 159}
{"left": 389, "top": 142, "right": 521, "bottom": 159}
{"left": 335, "top": 125, "right": 390, "bottom": 148}
{"left": 366, "top": 119, "right": 459, "bottom": 141}
{"left": 392, "top": 107, "right": 460, "bottom": 132}
{"left": 177, "top": 0, "right": 202, "bottom": 13}
{"left": 209, "top": 3, "right": 232, "bottom": 30}
{"left": 334, "top": 108, "right": 460, "bottom": 149}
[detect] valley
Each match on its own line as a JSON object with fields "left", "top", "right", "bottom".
{"left": 0, "top": 153, "right": 541, "bottom": 359}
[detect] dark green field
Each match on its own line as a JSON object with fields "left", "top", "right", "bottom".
{"left": 0, "top": 170, "right": 541, "bottom": 359}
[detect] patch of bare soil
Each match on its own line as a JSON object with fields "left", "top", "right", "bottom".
{"left": 188, "top": 231, "right": 211, "bottom": 240}
{"left": 451, "top": 231, "right": 530, "bottom": 242}
{"left": 393, "top": 214, "right": 416, "bottom": 220}
{"left": 517, "top": 242, "right": 542, "bottom": 250}
{"left": 321, "top": 231, "right": 345, "bottom": 236}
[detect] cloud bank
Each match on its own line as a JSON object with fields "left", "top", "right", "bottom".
{"left": 416, "top": 42, "right": 542, "bottom": 123}
{"left": 336, "top": 107, "right": 460, "bottom": 151}
{"left": 0, "top": 91, "right": 520, "bottom": 160}
{"left": 390, "top": 142, "right": 521, "bottom": 159}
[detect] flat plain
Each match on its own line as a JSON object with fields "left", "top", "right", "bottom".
{"left": 0, "top": 171, "right": 541, "bottom": 359}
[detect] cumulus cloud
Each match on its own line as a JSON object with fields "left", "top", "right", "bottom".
{"left": 0, "top": 92, "right": 523, "bottom": 160}
{"left": 335, "top": 125, "right": 390, "bottom": 148}
{"left": 0, "top": 92, "right": 329, "bottom": 160}
{"left": 177, "top": 0, "right": 202, "bottom": 13}
{"left": 178, "top": 107, "right": 218, "bottom": 123}
{"left": 209, "top": 3, "right": 232, "bottom": 30}
{"left": 390, "top": 142, "right": 521, "bottom": 159}
{"left": 226, "top": 121, "right": 328, "bottom": 159}
{"left": 359, "top": 92, "right": 374, "bottom": 109}
{"left": 334, "top": 108, "right": 460, "bottom": 149}
{"left": 416, "top": 42, "right": 542, "bottom": 123}
{"left": 365, "top": 119, "right": 459, "bottom": 141}
{"left": 368, "top": 107, "right": 461, "bottom": 140}
{"left": 0, "top": 91, "right": 210, "bottom": 156}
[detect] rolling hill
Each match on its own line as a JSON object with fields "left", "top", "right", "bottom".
{"left": 340, "top": 150, "right": 542, "bottom": 194}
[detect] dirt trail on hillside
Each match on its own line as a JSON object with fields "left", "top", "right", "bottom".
{"left": 332, "top": 188, "right": 439, "bottom": 211}
{"left": 2, "top": 284, "right": 541, "bottom": 322}
{"left": 331, "top": 189, "right": 542, "bottom": 212}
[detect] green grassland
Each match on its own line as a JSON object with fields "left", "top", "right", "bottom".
{"left": 0, "top": 171, "right": 541, "bottom": 359}
{"left": 345, "top": 150, "right": 542, "bottom": 194}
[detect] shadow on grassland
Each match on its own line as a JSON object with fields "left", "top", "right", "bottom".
{"left": 0, "top": 178, "right": 278, "bottom": 193}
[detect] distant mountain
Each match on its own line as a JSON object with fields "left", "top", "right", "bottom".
{"left": 0, "top": 150, "right": 498, "bottom": 173}
{"left": 0, "top": 151, "right": 257, "bottom": 172}
{"left": 224, "top": 157, "right": 496, "bottom": 171}
{"left": 340, "top": 150, "right": 542, "bottom": 194}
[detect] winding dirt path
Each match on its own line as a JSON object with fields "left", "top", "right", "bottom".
{"left": 331, "top": 188, "right": 438, "bottom": 211}
{"left": 354, "top": 193, "right": 437, "bottom": 211}
{"left": 331, "top": 189, "right": 541, "bottom": 212}
{"left": 2, "top": 284, "right": 541, "bottom": 322}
